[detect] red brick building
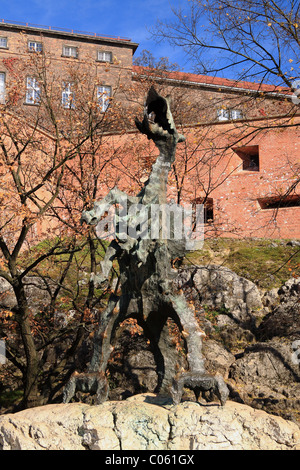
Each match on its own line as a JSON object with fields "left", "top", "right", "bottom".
{"left": 0, "top": 20, "right": 299, "bottom": 240}
{"left": 131, "top": 67, "right": 300, "bottom": 239}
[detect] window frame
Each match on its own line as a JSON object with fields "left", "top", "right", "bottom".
{"left": 97, "top": 51, "right": 113, "bottom": 63}
{"left": 62, "top": 45, "right": 79, "bottom": 59}
{"left": 61, "top": 81, "right": 75, "bottom": 109}
{"left": 230, "top": 109, "right": 243, "bottom": 120}
{"left": 97, "top": 85, "right": 112, "bottom": 112}
{"left": 258, "top": 195, "right": 300, "bottom": 210}
{"left": 217, "top": 108, "right": 230, "bottom": 121}
{"left": 25, "top": 76, "right": 41, "bottom": 105}
{"left": 217, "top": 108, "right": 244, "bottom": 121}
{"left": 193, "top": 197, "right": 214, "bottom": 225}
{"left": 28, "top": 41, "right": 43, "bottom": 53}
{"left": 0, "top": 37, "right": 8, "bottom": 49}
{"left": 233, "top": 145, "right": 260, "bottom": 172}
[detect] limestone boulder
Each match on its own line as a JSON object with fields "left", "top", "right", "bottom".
{"left": 228, "top": 340, "right": 300, "bottom": 421}
{"left": 0, "top": 277, "right": 16, "bottom": 310}
{"left": 0, "top": 276, "right": 53, "bottom": 313}
{"left": 185, "top": 265, "right": 263, "bottom": 327}
{"left": 0, "top": 395, "right": 299, "bottom": 450}
{"left": 258, "top": 277, "right": 300, "bottom": 341}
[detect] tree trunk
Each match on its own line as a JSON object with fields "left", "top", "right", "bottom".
{"left": 18, "top": 313, "right": 40, "bottom": 408}
{"left": 13, "top": 282, "right": 40, "bottom": 409}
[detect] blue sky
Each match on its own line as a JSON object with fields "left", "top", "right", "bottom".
{"left": 0, "top": 0, "right": 190, "bottom": 69}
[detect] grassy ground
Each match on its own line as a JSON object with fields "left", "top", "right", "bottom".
{"left": 184, "top": 238, "right": 300, "bottom": 290}
{"left": 22, "top": 237, "right": 300, "bottom": 292}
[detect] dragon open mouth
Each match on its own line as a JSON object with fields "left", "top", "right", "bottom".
{"left": 135, "top": 86, "right": 176, "bottom": 140}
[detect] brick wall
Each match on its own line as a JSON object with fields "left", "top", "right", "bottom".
{"left": 78, "top": 121, "right": 300, "bottom": 240}
{"left": 0, "top": 23, "right": 298, "bottom": 242}
{"left": 183, "top": 119, "right": 300, "bottom": 239}
{"left": 0, "top": 23, "right": 136, "bottom": 115}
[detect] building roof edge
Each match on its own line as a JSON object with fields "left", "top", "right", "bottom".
{"left": 0, "top": 20, "right": 139, "bottom": 51}
{"left": 132, "top": 65, "right": 292, "bottom": 97}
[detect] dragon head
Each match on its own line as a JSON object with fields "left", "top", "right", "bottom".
{"left": 135, "top": 86, "right": 185, "bottom": 154}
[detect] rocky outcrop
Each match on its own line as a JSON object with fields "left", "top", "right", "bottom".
{"left": 1, "top": 267, "right": 299, "bottom": 437}
{"left": 259, "top": 277, "right": 300, "bottom": 341}
{"left": 105, "top": 271, "right": 300, "bottom": 423}
{"left": 0, "top": 276, "right": 54, "bottom": 313}
{"left": 226, "top": 277, "right": 300, "bottom": 421}
{"left": 178, "top": 265, "right": 263, "bottom": 327}
{"left": 0, "top": 394, "right": 299, "bottom": 450}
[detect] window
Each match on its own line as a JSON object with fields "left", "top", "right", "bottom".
{"left": 62, "top": 82, "right": 75, "bottom": 109}
{"left": 25, "top": 77, "right": 41, "bottom": 105}
{"left": 258, "top": 195, "right": 300, "bottom": 210}
{"left": 233, "top": 145, "right": 259, "bottom": 171}
{"left": 217, "top": 108, "right": 243, "bottom": 121}
{"left": 203, "top": 198, "right": 214, "bottom": 223}
{"left": 217, "top": 108, "right": 230, "bottom": 121}
{"left": 97, "top": 86, "right": 111, "bottom": 112}
{"left": 0, "top": 73, "right": 5, "bottom": 103}
{"left": 193, "top": 197, "right": 214, "bottom": 224}
{"left": 97, "top": 51, "right": 112, "bottom": 63}
{"left": 28, "top": 41, "right": 43, "bottom": 52}
{"left": 0, "top": 37, "right": 8, "bottom": 49}
{"left": 230, "top": 109, "right": 243, "bottom": 120}
{"left": 62, "top": 46, "right": 78, "bottom": 58}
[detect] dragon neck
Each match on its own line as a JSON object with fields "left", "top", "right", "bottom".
{"left": 140, "top": 151, "right": 173, "bottom": 205}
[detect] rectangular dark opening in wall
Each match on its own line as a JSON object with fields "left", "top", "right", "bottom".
{"left": 193, "top": 197, "right": 214, "bottom": 223}
{"left": 258, "top": 195, "right": 300, "bottom": 210}
{"left": 233, "top": 145, "right": 259, "bottom": 171}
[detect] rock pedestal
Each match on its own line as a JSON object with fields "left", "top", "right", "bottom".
{"left": 1, "top": 394, "right": 299, "bottom": 450}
